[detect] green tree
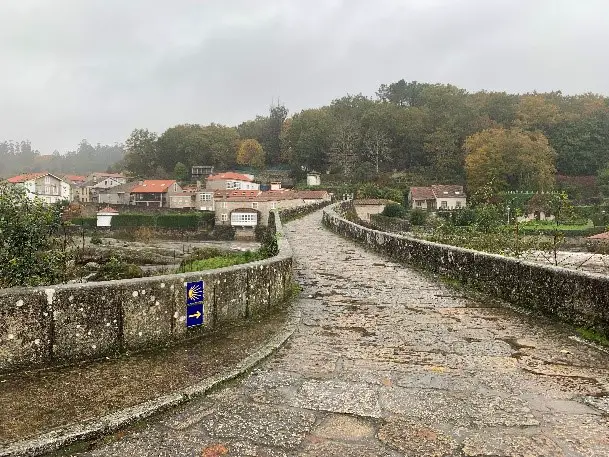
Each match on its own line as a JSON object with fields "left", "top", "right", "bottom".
{"left": 124, "top": 129, "right": 159, "bottom": 177}
{"left": 0, "top": 183, "right": 68, "bottom": 287}
{"left": 173, "top": 162, "right": 188, "bottom": 182}
{"left": 283, "top": 108, "right": 334, "bottom": 174}
{"left": 598, "top": 166, "right": 609, "bottom": 197}
{"left": 237, "top": 139, "right": 265, "bottom": 169}
{"left": 464, "top": 127, "right": 556, "bottom": 195}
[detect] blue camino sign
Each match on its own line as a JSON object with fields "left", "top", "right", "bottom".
{"left": 186, "top": 281, "right": 204, "bottom": 328}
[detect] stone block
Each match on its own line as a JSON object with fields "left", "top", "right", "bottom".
{"left": 213, "top": 268, "right": 248, "bottom": 323}
{"left": 121, "top": 278, "right": 174, "bottom": 351}
{"left": 52, "top": 284, "right": 121, "bottom": 361}
{"left": 0, "top": 289, "right": 50, "bottom": 373}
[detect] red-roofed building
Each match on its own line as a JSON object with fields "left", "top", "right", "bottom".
{"left": 130, "top": 180, "right": 182, "bottom": 207}
{"left": 408, "top": 185, "right": 466, "bottom": 211}
{"left": 206, "top": 172, "right": 259, "bottom": 191}
{"left": 6, "top": 172, "right": 72, "bottom": 203}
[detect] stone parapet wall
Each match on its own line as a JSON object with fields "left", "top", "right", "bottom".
{"left": 0, "top": 213, "right": 294, "bottom": 374}
{"left": 324, "top": 203, "right": 609, "bottom": 337}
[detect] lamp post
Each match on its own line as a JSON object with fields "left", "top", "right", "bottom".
{"left": 507, "top": 206, "right": 511, "bottom": 225}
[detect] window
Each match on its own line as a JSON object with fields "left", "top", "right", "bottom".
{"left": 252, "top": 202, "right": 259, "bottom": 209}
{"left": 271, "top": 202, "right": 276, "bottom": 209}
{"left": 231, "top": 213, "right": 257, "bottom": 225}
{"left": 416, "top": 201, "right": 422, "bottom": 207}
{"left": 221, "top": 213, "right": 228, "bottom": 222}
{"left": 456, "top": 201, "right": 462, "bottom": 209}
{"left": 44, "top": 176, "right": 50, "bottom": 184}
{"left": 222, "top": 201, "right": 227, "bottom": 209}
{"left": 200, "top": 193, "right": 212, "bottom": 201}
{"left": 441, "top": 201, "right": 448, "bottom": 209}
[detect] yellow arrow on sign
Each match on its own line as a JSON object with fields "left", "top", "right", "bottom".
{"left": 188, "top": 311, "right": 202, "bottom": 319}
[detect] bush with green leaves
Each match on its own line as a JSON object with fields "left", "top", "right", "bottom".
{"left": 409, "top": 208, "right": 427, "bottom": 226}
{"left": 92, "top": 257, "right": 143, "bottom": 281}
{"left": 0, "top": 183, "right": 69, "bottom": 288}
{"left": 381, "top": 203, "right": 407, "bottom": 218}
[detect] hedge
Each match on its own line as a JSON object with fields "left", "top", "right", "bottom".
{"left": 70, "top": 217, "right": 97, "bottom": 228}
{"left": 110, "top": 212, "right": 215, "bottom": 230}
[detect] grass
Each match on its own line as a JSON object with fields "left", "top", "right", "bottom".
{"left": 178, "top": 250, "right": 266, "bottom": 273}
{"left": 576, "top": 327, "right": 609, "bottom": 347}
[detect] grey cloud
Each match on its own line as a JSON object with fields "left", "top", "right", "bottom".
{"left": 0, "top": 0, "right": 608, "bottom": 153}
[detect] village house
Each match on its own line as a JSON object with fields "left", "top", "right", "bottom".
{"left": 205, "top": 172, "right": 260, "bottom": 191}
{"left": 7, "top": 172, "right": 72, "bottom": 204}
{"left": 408, "top": 185, "right": 467, "bottom": 211}
{"left": 130, "top": 180, "right": 182, "bottom": 207}
{"left": 214, "top": 189, "right": 329, "bottom": 234}
{"left": 191, "top": 165, "right": 214, "bottom": 179}
{"left": 353, "top": 199, "right": 396, "bottom": 222}
{"left": 98, "top": 181, "right": 138, "bottom": 205}
{"left": 75, "top": 173, "right": 127, "bottom": 203}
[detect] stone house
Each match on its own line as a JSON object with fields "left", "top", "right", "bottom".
{"left": 7, "top": 172, "right": 72, "bottom": 204}
{"left": 408, "top": 185, "right": 466, "bottom": 211}
{"left": 76, "top": 173, "right": 127, "bottom": 203}
{"left": 353, "top": 199, "right": 395, "bottom": 222}
{"left": 130, "top": 180, "right": 182, "bottom": 207}
{"left": 98, "top": 181, "right": 138, "bottom": 205}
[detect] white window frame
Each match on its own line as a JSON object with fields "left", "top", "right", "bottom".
{"left": 221, "top": 213, "right": 228, "bottom": 222}
{"left": 44, "top": 176, "right": 51, "bottom": 184}
{"left": 441, "top": 201, "right": 448, "bottom": 209}
{"left": 271, "top": 202, "right": 276, "bottom": 209}
{"left": 416, "top": 201, "right": 422, "bottom": 207}
{"left": 252, "top": 202, "right": 259, "bottom": 209}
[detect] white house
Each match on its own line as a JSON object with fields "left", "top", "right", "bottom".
{"left": 205, "top": 172, "right": 260, "bottom": 191}
{"left": 97, "top": 206, "right": 118, "bottom": 227}
{"left": 7, "top": 172, "right": 72, "bottom": 204}
{"left": 408, "top": 185, "right": 467, "bottom": 211}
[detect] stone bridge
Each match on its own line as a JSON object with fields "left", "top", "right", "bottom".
{"left": 49, "top": 211, "right": 609, "bottom": 456}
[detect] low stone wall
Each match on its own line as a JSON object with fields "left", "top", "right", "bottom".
{"left": 324, "top": 203, "right": 609, "bottom": 337}
{"left": 0, "top": 213, "right": 294, "bottom": 374}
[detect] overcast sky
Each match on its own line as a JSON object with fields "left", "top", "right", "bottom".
{"left": 1, "top": 0, "right": 608, "bottom": 153}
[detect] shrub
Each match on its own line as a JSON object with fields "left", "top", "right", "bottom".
{"left": 92, "top": 257, "right": 143, "bottom": 281}
{"left": 409, "top": 209, "right": 427, "bottom": 226}
{"left": 0, "top": 183, "right": 69, "bottom": 287}
{"left": 381, "top": 203, "right": 407, "bottom": 218}
{"left": 133, "top": 226, "right": 154, "bottom": 242}
{"left": 90, "top": 232, "right": 102, "bottom": 245}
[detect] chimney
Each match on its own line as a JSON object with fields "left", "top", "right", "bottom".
{"left": 139, "top": 180, "right": 144, "bottom": 186}
{"left": 196, "top": 180, "right": 201, "bottom": 190}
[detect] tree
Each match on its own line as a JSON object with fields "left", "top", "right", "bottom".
{"left": 237, "top": 139, "right": 265, "bottom": 169}
{"left": 363, "top": 128, "right": 390, "bottom": 174}
{"left": 330, "top": 121, "right": 360, "bottom": 175}
{"left": 0, "top": 183, "right": 68, "bottom": 287}
{"left": 174, "top": 162, "right": 188, "bottom": 182}
{"left": 283, "top": 108, "right": 334, "bottom": 174}
{"left": 464, "top": 127, "right": 556, "bottom": 195}
{"left": 124, "top": 128, "right": 159, "bottom": 177}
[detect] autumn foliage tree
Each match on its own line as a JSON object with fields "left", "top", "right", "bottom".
{"left": 237, "top": 139, "right": 265, "bottom": 169}
{"left": 464, "top": 127, "right": 556, "bottom": 195}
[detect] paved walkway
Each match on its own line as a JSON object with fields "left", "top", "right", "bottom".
{"left": 70, "top": 211, "right": 609, "bottom": 456}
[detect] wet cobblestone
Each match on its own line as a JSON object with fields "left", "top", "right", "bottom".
{"left": 73, "top": 211, "right": 609, "bottom": 456}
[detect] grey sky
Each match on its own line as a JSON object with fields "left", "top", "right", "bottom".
{"left": 1, "top": 0, "right": 608, "bottom": 153}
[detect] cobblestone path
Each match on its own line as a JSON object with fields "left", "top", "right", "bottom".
{"left": 75, "top": 211, "right": 609, "bottom": 456}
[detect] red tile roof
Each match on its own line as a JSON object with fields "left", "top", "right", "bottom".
{"left": 63, "top": 175, "right": 86, "bottom": 183}
{"left": 410, "top": 187, "right": 435, "bottom": 200}
{"left": 207, "top": 172, "right": 253, "bottom": 182}
{"left": 431, "top": 185, "right": 465, "bottom": 198}
{"left": 295, "top": 190, "right": 329, "bottom": 199}
{"left": 410, "top": 185, "right": 466, "bottom": 200}
{"left": 131, "top": 180, "right": 176, "bottom": 193}
{"left": 7, "top": 172, "right": 49, "bottom": 183}
{"left": 97, "top": 206, "right": 119, "bottom": 214}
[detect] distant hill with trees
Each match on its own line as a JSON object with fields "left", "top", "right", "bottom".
{"left": 6, "top": 80, "right": 609, "bottom": 199}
